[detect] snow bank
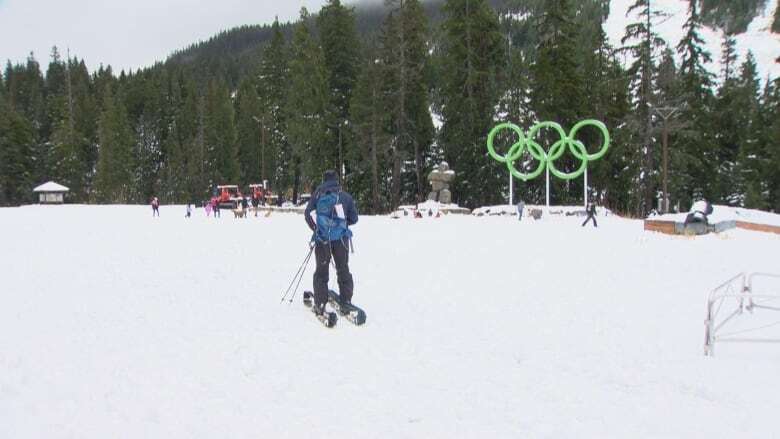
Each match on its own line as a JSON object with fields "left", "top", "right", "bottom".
{"left": 650, "top": 205, "right": 780, "bottom": 227}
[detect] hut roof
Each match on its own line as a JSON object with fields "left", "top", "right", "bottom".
{"left": 33, "top": 181, "right": 70, "bottom": 192}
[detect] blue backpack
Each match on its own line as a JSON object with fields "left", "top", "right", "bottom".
{"left": 315, "top": 191, "right": 350, "bottom": 242}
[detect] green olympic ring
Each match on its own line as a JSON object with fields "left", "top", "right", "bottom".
{"left": 487, "top": 120, "right": 610, "bottom": 181}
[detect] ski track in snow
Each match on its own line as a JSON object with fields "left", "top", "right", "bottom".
{"left": 1, "top": 205, "right": 779, "bottom": 438}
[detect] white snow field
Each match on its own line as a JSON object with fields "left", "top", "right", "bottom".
{"left": 1, "top": 204, "right": 780, "bottom": 438}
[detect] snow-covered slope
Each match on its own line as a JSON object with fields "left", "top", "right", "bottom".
{"left": 1, "top": 205, "right": 779, "bottom": 438}
{"left": 605, "top": 0, "right": 780, "bottom": 83}
{"left": 651, "top": 204, "right": 780, "bottom": 226}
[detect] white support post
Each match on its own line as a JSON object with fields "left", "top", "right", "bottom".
{"left": 509, "top": 172, "right": 514, "bottom": 206}
{"left": 545, "top": 166, "right": 550, "bottom": 208}
{"left": 584, "top": 168, "right": 588, "bottom": 207}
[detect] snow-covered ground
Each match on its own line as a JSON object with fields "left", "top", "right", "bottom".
{"left": 2, "top": 204, "right": 780, "bottom": 438}
{"left": 651, "top": 204, "right": 780, "bottom": 226}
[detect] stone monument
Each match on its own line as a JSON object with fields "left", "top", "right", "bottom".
{"left": 427, "top": 161, "right": 455, "bottom": 204}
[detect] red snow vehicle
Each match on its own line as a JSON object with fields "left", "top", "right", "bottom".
{"left": 249, "top": 183, "right": 266, "bottom": 205}
{"left": 216, "top": 185, "right": 242, "bottom": 209}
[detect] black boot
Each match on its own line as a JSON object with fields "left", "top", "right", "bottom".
{"left": 312, "top": 300, "right": 326, "bottom": 316}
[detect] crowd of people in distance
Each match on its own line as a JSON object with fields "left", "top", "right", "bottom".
{"left": 147, "top": 186, "right": 296, "bottom": 219}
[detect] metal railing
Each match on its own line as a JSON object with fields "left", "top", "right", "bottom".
{"left": 704, "top": 272, "right": 780, "bottom": 356}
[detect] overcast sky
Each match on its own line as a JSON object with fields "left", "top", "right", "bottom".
{"left": 0, "top": 0, "right": 332, "bottom": 73}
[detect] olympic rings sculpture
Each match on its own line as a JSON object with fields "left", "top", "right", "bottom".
{"left": 486, "top": 120, "right": 610, "bottom": 181}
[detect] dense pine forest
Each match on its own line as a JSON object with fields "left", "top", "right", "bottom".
{"left": 1, "top": 0, "right": 779, "bottom": 215}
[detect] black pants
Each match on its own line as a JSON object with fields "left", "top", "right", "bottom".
{"left": 313, "top": 238, "right": 353, "bottom": 308}
{"left": 582, "top": 214, "right": 597, "bottom": 227}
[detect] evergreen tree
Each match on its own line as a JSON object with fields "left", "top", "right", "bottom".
{"left": 494, "top": 14, "right": 534, "bottom": 204}
{"left": 0, "top": 93, "right": 34, "bottom": 205}
{"left": 204, "top": 79, "right": 239, "bottom": 188}
{"left": 719, "top": 32, "right": 738, "bottom": 82}
{"left": 257, "top": 18, "right": 290, "bottom": 193}
{"left": 439, "top": 0, "right": 504, "bottom": 207}
{"left": 675, "top": 0, "right": 716, "bottom": 205}
{"left": 350, "top": 45, "right": 392, "bottom": 213}
{"left": 235, "top": 77, "right": 262, "bottom": 184}
{"left": 579, "top": 21, "right": 632, "bottom": 211}
{"left": 6, "top": 54, "right": 49, "bottom": 186}
{"left": 48, "top": 53, "right": 92, "bottom": 200}
{"left": 652, "top": 48, "right": 691, "bottom": 213}
{"left": 318, "top": 0, "right": 360, "bottom": 182}
{"left": 531, "top": 0, "right": 584, "bottom": 126}
{"left": 712, "top": 42, "right": 743, "bottom": 205}
{"left": 529, "top": 0, "right": 587, "bottom": 205}
{"left": 133, "top": 72, "right": 166, "bottom": 203}
{"left": 44, "top": 47, "right": 68, "bottom": 144}
{"left": 381, "top": 0, "right": 434, "bottom": 205}
{"left": 286, "top": 8, "right": 329, "bottom": 201}
{"left": 731, "top": 53, "right": 766, "bottom": 208}
{"left": 94, "top": 85, "right": 136, "bottom": 203}
{"left": 161, "top": 70, "right": 194, "bottom": 201}
{"left": 764, "top": 79, "right": 780, "bottom": 210}
{"left": 166, "top": 74, "right": 209, "bottom": 202}
{"left": 620, "top": 0, "right": 667, "bottom": 215}
{"left": 71, "top": 58, "right": 100, "bottom": 197}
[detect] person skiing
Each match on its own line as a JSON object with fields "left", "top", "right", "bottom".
{"left": 151, "top": 197, "right": 160, "bottom": 217}
{"left": 582, "top": 202, "right": 597, "bottom": 227}
{"left": 304, "top": 170, "right": 358, "bottom": 315}
{"left": 185, "top": 203, "right": 192, "bottom": 218}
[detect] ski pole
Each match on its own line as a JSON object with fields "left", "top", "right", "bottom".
{"left": 280, "top": 245, "right": 314, "bottom": 304}
{"left": 288, "top": 250, "right": 313, "bottom": 304}
{"left": 281, "top": 247, "right": 313, "bottom": 304}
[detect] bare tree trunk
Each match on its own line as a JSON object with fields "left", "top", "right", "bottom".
{"left": 292, "top": 156, "right": 301, "bottom": 205}
{"left": 414, "top": 139, "right": 423, "bottom": 202}
{"left": 371, "top": 85, "right": 381, "bottom": 213}
{"left": 371, "top": 130, "right": 380, "bottom": 213}
{"left": 391, "top": 147, "right": 401, "bottom": 209}
{"left": 662, "top": 122, "right": 669, "bottom": 213}
{"left": 395, "top": 0, "right": 407, "bottom": 208}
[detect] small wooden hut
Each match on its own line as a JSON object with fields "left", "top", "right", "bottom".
{"left": 33, "top": 181, "right": 69, "bottom": 204}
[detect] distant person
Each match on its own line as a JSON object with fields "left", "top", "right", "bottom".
{"left": 582, "top": 202, "right": 597, "bottom": 227}
{"left": 251, "top": 193, "right": 260, "bottom": 216}
{"left": 516, "top": 200, "right": 525, "bottom": 221}
{"left": 185, "top": 203, "right": 192, "bottom": 218}
{"left": 211, "top": 197, "right": 220, "bottom": 218}
{"left": 684, "top": 199, "right": 712, "bottom": 225}
{"left": 151, "top": 197, "right": 160, "bottom": 217}
{"left": 305, "top": 170, "right": 359, "bottom": 315}
{"left": 205, "top": 200, "right": 212, "bottom": 217}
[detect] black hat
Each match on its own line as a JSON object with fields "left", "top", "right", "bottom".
{"left": 323, "top": 170, "right": 338, "bottom": 182}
